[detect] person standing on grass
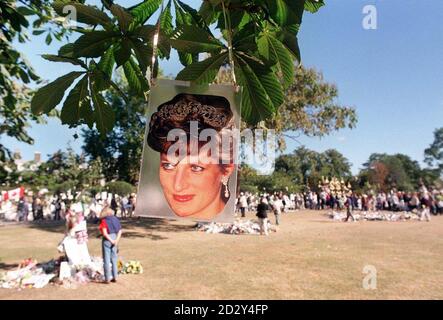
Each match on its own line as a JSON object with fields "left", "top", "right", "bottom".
{"left": 256, "top": 197, "right": 270, "bottom": 236}
{"left": 436, "top": 191, "right": 443, "bottom": 214}
{"left": 127, "top": 194, "right": 135, "bottom": 217}
{"left": 420, "top": 193, "right": 432, "bottom": 222}
{"left": 35, "top": 198, "right": 44, "bottom": 220}
{"left": 17, "top": 196, "right": 29, "bottom": 222}
{"left": 53, "top": 197, "right": 62, "bottom": 221}
{"left": 31, "top": 196, "right": 37, "bottom": 220}
{"left": 272, "top": 196, "right": 283, "bottom": 226}
{"left": 239, "top": 192, "right": 248, "bottom": 218}
{"left": 99, "top": 207, "right": 123, "bottom": 283}
{"left": 345, "top": 192, "right": 355, "bottom": 222}
{"left": 110, "top": 195, "right": 118, "bottom": 216}
{"left": 120, "top": 196, "right": 127, "bottom": 218}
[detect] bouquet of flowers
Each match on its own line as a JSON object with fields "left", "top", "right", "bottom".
{"left": 120, "top": 260, "right": 143, "bottom": 275}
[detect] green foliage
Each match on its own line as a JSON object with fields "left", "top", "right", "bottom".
{"left": 266, "top": 0, "right": 304, "bottom": 26}
{"left": 122, "top": 57, "right": 150, "bottom": 96}
{"left": 360, "top": 153, "right": 438, "bottom": 192}
{"left": 30, "top": 0, "right": 327, "bottom": 135}
{"left": 425, "top": 127, "right": 443, "bottom": 176}
{"left": 52, "top": 2, "right": 113, "bottom": 28}
{"left": 217, "top": 65, "right": 357, "bottom": 152}
{"left": 420, "top": 168, "right": 442, "bottom": 188}
{"left": 238, "top": 183, "right": 259, "bottom": 194}
{"left": 263, "top": 66, "right": 357, "bottom": 151}
{"left": 241, "top": 147, "right": 352, "bottom": 193}
{"left": 60, "top": 76, "right": 90, "bottom": 125}
{"left": 234, "top": 52, "right": 284, "bottom": 124}
{"left": 31, "top": 71, "right": 85, "bottom": 114}
{"left": 276, "top": 147, "right": 352, "bottom": 190}
{"left": 257, "top": 30, "right": 294, "bottom": 89}
{"left": 177, "top": 52, "right": 228, "bottom": 84}
{"left": 81, "top": 74, "right": 147, "bottom": 185}
{"left": 106, "top": 181, "right": 135, "bottom": 196}
{"left": 14, "top": 148, "right": 104, "bottom": 193}
{"left": 0, "top": 0, "right": 68, "bottom": 170}
{"left": 170, "top": 25, "right": 223, "bottom": 53}
{"left": 73, "top": 31, "right": 118, "bottom": 58}
{"left": 241, "top": 149, "right": 442, "bottom": 194}
{"left": 304, "top": 0, "right": 325, "bottom": 13}
{"left": 129, "top": 0, "right": 163, "bottom": 27}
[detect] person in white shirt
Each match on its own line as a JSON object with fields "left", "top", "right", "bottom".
{"left": 272, "top": 196, "right": 283, "bottom": 225}
{"left": 420, "top": 192, "right": 432, "bottom": 222}
{"left": 59, "top": 204, "right": 92, "bottom": 266}
{"left": 239, "top": 192, "right": 248, "bottom": 217}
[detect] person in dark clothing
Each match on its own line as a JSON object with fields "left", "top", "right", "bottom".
{"left": 54, "top": 197, "right": 62, "bottom": 221}
{"left": 17, "top": 196, "right": 29, "bottom": 222}
{"left": 128, "top": 195, "right": 135, "bottom": 217}
{"left": 35, "top": 198, "right": 43, "bottom": 220}
{"left": 352, "top": 193, "right": 358, "bottom": 209}
{"left": 345, "top": 193, "right": 355, "bottom": 222}
{"left": 32, "top": 197, "right": 37, "bottom": 220}
{"left": 256, "top": 198, "right": 270, "bottom": 236}
{"left": 110, "top": 196, "right": 118, "bottom": 216}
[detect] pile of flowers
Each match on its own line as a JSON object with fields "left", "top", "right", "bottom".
{"left": 119, "top": 260, "right": 143, "bottom": 274}
{"left": 1, "top": 256, "right": 145, "bottom": 289}
{"left": 0, "top": 256, "right": 106, "bottom": 289}
{"left": 0, "top": 258, "right": 57, "bottom": 289}
{"left": 196, "top": 219, "right": 275, "bottom": 235}
{"left": 328, "top": 211, "right": 421, "bottom": 222}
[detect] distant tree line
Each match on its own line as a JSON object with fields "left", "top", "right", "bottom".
{"left": 238, "top": 147, "right": 442, "bottom": 194}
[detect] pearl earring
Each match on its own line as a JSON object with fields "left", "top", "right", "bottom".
{"left": 222, "top": 177, "right": 230, "bottom": 198}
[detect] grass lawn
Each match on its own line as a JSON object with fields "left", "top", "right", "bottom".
{"left": 0, "top": 210, "right": 442, "bottom": 299}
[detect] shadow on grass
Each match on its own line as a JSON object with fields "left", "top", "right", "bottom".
{"left": 0, "top": 262, "right": 19, "bottom": 271}
{"left": 310, "top": 220, "right": 341, "bottom": 223}
{"left": 24, "top": 217, "right": 196, "bottom": 241}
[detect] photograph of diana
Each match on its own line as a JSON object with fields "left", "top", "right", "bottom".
{"left": 135, "top": 80, "right": 241, "bottom": 222}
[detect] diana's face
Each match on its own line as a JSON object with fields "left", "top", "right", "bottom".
{"left": 158, "top": 153, "right": 233, "bottom": 219}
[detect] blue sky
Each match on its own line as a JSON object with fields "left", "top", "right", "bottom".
{"left": 3, "top": 0, "right": 443, "bottom": 174}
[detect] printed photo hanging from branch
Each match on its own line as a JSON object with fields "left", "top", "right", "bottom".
{"left": 135, "top": 79, "right": 241, "bottom": 222}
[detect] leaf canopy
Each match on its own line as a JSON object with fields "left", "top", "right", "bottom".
{"left": 32, "top": 0, "right": 326, "bottom": 134}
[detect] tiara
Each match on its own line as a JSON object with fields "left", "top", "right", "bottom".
{"left": 150, "top": 100, "right": 230, "bottom": 129}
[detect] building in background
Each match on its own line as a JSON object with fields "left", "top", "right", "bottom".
{"left": 13, "top": 150, "right": 42, "bottom": 172}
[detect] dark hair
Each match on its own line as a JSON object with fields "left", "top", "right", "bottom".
{"left": 147, "top": 93, "right": 234, "bottom": 162}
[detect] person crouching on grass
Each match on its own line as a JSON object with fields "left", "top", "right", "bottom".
{"left": 99, "top": 207, "right": 123, "bottom": 283}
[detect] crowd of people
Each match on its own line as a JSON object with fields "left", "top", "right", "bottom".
{"left": 236, "top": 186, "right": 443, "bottom": 215}
{"left": 0, "top": 191, "right": 126, "bottom": 285}
{"left": 2, "top": 185, "right": 442, "bottom": 225}
{"left": 235, "top": 185, "right": 443, "bottom": 232}
{"left": 0, "top": 191, "right": 137, "bottom": 224}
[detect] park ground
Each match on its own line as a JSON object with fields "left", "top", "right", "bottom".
{"left": 0, "top": 210, "right": 442, "bottom": 300}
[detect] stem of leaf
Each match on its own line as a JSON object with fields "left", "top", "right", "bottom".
{"left": 221, "top": 0, "right": 237, "bottom": 87}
